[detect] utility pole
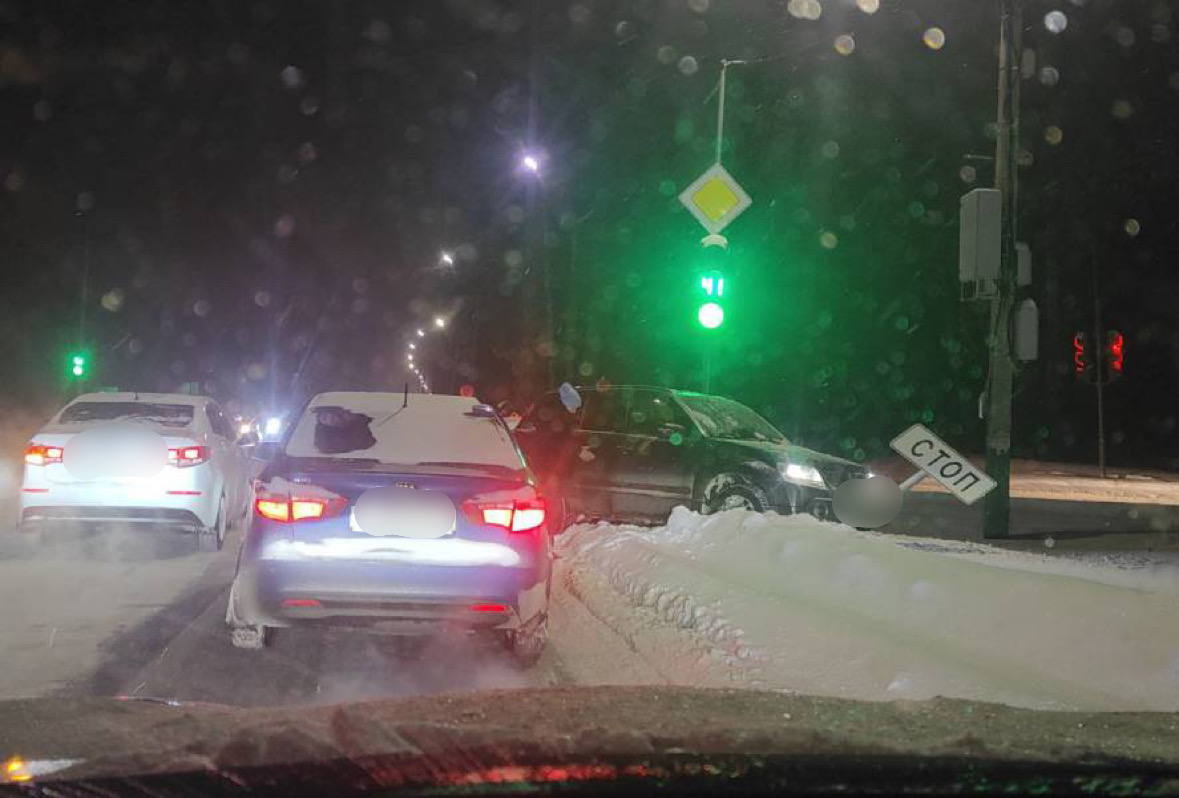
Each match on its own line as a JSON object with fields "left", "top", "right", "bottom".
{"left": 78, "top": 210, "right": 89, "bottom": 348}
{"left": 982, "top": 0, "right": 1022, "bottom": 539}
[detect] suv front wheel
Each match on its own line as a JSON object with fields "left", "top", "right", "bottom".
{"left": 702, "top": 475, "right": 771, "bottom": 514}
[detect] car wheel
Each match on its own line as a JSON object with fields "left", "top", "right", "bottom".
{"left": 705, "top": 477, "right": 771, "bottom": 515}
{"left": 225, "top": 580, "right": 271, "bottom": 650}
{"left": 199, "top": 495, "right": 227, "bottom": 553}
{"left": 230, "top": 626, "right": 269, "bottom": 650}
{"left": 502, "top": 613, "right": 548, "bottom": 668}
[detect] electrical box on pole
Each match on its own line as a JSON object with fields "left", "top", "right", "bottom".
{"left": 1014, "top": 299, "right": 1038, "bottom": 361}
{"left": 1016, "top": 242, "right": 1032, "bottom": 287}
{"left": 959, "top": 188, "right": 1001, "bottom": 299}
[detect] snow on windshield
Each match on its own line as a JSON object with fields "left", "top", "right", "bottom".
{"left": 284, "top": 392, "right": 524, "bottom": 470}
{"left": 678, "top": 395, "right": 785, "bottom": 444}
{"left": 57, "top": 402, "right": 195, "bottom": 428}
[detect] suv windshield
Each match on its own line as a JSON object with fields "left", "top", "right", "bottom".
{"left": 58, "top": 402, "right": 194, "bottom": 427}
{"left": 678, "top": 395, "right": 786, "bottom": 444}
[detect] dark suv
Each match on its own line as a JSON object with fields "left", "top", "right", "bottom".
{"left": 515, "top": 385, "right": 868, "bottom": 525}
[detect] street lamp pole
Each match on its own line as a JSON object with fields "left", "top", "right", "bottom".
{"left": 982, "top": 0, "right": 1022, "bottom": 539}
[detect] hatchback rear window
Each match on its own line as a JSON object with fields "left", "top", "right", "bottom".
{"left": 58, "top": 402, "right": 195, "bottom": 427}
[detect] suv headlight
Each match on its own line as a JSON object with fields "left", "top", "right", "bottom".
{"left": 780, "top": 461, "right": 825, "bottom": 488}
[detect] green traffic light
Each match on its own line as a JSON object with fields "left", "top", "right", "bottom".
{"left": 68, "top": 352, "right": 88, "bottom": 379}
{"left": 698, "top": 302, "right": 724, "bottom": 329}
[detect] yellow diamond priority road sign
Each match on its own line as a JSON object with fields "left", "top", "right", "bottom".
{"left": 679, "top": 163, "right": 752, "bottom": 234}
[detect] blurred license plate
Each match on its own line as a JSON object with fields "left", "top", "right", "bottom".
{"left": 348, "top": 502, "right": 455, "bottom": 539}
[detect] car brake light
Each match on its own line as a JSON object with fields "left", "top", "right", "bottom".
{"left": 282, "top": 598, "right": 321, "bottom": 608}
{"left": 469, "top": 603, "right": 508, "bottom": 613}
{"left": 24, "top": 444, "right": 64, "bottom": 466}
{"left": 292, "top": 499, "right": 329, "bottom": 521}
{"left": 255, "top": 496, "right": 290, "bottom": 522}
{"left": 168, "top": 445, "right": 210, "bottom": 467}
{"left": 462, "top": 491, "right": 547, "bottom": 533}
{"left": 254, "top": 487, "right": 347, "bottom": 523}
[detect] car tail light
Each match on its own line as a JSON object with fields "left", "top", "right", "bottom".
{"left": 24, "top": 444, "right": 64, "bottom": 466}
{"left": 254, "top": 486, "right": 348, "bottom": 523}
{"left": 282, "top": 598, "right": 321, "bottom": 608}
{"left": 469, "top": 602, "right": 508, "bottom": 613}
{"left": 168, "top": 445, "right": 210, "bottom": 468}
{"left": 461, "top": 489, "right": 547, "bottom": 533}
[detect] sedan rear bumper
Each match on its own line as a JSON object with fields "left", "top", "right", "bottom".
{"left": 20, "top": 505, "right": 205, "bottom": 532}
{"left": 237, "top": 559, "right": 549, "bottom": 632}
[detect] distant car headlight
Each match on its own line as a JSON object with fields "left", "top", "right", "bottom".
{"left": 780, "top": 461, "right": 825, "bottom": 488}
{"left": 264, "top": 417, "right": 283, "bottom": 436}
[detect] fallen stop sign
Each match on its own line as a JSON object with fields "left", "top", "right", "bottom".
{"left": 890, "top": 424, "right": 997, "bottom": 506}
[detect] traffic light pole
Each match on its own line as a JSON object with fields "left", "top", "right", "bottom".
{"left": 982, "top": 0, "right": 1022, "bottom": 540}
{"left": 1091, "top": 245, "right": 1107, "bottom": 479}
{"left": 702, "top": 338, "right": 713, "bottom": 394}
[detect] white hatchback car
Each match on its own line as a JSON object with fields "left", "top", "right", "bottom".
{"left": 20, "top": 392, "right": 253, "bottom": 550}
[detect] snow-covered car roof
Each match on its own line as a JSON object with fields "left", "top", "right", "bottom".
{"left": 66, "top": 392, "right": 208, "bottom": 406}
{"left": 284, "top": 392, "right": 525, "bottom": 470}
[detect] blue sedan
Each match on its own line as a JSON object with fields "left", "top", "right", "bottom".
{"left": 226, "top": 392, "right": 552, "bottom": 665}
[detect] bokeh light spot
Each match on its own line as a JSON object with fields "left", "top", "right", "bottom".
{"left": 922, "top": 27, "right": 946, "bottom": 50}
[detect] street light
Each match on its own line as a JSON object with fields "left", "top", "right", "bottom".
{"left": 416, "top": 329, "right": 425, "bottom": 337}
{"left": 434, "top": 316, "right": 445, "bottom": 329}
{"left": 521, "top": 153, "right": 540, "bottom": 174}
{"left": 440, "top": 251, "right": 455, "bottom": 266}
{"left": 409, "top": 343, "right": 416, "bottom": 350}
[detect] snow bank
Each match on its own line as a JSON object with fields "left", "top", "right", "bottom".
{"left": 559, "top": 508, "right": 1179, "bottom": 711}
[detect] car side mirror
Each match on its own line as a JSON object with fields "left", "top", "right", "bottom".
{"left": 657, "top": 422, "right": 687, "bottom": 440}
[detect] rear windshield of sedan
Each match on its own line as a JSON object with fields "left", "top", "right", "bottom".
{"left": 58, "top": 402, "right": 195, "bottom": 427}
{"left": 284, "top": 398, "right": 525, "bottom": 471}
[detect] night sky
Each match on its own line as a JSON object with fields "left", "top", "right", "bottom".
{"left": 1, "top": 0, "right": 1176, "bottom": 467}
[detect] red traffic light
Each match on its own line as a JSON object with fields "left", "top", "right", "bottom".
{"left": 1072, "top": 332, "right": 1086, "bottom": 375}
{"left": 1107, "top": 331, "right": 1124, "bottom": 374}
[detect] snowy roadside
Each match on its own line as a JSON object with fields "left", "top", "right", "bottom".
{"left": 556, "top": 508, "right": 1179, "bottom": 712}
{"left": 871, "top": 456, "right": 1179, "bottom": 506}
